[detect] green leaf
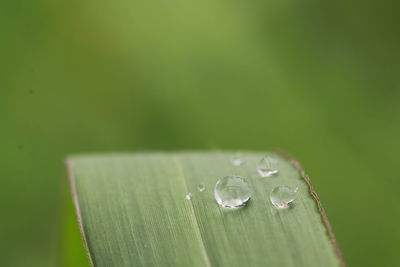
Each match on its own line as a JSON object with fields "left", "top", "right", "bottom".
{"left": 66, "top": 152, "right": 344, "bottom": 266}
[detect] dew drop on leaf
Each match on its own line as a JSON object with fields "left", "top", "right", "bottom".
{"left": 257, "top": 156, "right": 279, "bottom": 177}
{"left": 231, "top": 153, "right": 244, "bottom": 166}
{"left": 214, "top": 175, "right": 251, "bottom": 208}
{"left": 198, "top": 183, "right": 206, "bottom": 192}
{"left": 270, "top": 186, "right": 298, "bottom": 208}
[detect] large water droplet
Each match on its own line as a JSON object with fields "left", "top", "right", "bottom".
{"left": 270, "top": 186, "right": 298, "bottom": 208}
{"left": 214, "top": 175, "right": 252, "bottom": 208}
{"left": 257, "top": 156, "right": 279, "bottom": 177}
{"left": 198, "top": 183, "right": 206, "bottom": 192}
{"left": 231, "top": 153, "right": 244, "bottom": 166}
{"left": 185, "top": 193, "right": 193, "bottom": 200}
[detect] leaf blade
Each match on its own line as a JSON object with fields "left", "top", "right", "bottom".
{"left": 67, "top": 152, "right": 343, "bottom": 267}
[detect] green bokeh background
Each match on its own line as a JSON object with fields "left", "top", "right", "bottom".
{"left": 1, "top": 0, "right": 399, "bottom": 266}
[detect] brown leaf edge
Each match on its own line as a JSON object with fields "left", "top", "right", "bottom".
{"left": 66, "top": 159, "right": 95, "bottom": 267}
{"left": 276, "top": 150, "right": 346, "bottom": 267}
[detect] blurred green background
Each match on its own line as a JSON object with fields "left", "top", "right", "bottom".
{"left": 1, "top": 0, "right": 399, "bottom": 266}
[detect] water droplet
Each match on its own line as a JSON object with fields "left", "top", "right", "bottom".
{"left": 231, "top": 153, "right": 244, "bottom": 166}
{"left": 214, "top": 175, "right": 251, "bottom": 208}
{"left": 198, "top": 183, "right": 206, "bottom": 192}
{"left": 257, "top": 156, "right": 279, "bottom": 177}
{"left": 270, "top": 186, "right": 298, "bottom": 208}
{"left": 185, "top": 193, "right": 192, "bottom": 200}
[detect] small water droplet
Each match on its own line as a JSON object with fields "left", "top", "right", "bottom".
{"left": 270, "top": 186, "right": 298, "bottom": 208}
{"left": 231, "top": 153, "right": 244, "bottom": 166}
{"left": 185, "top": 193, "right": 192, "bottom": 200}
{"left": 198, "top": 183, "right": 206, "bottom": 192}
{"left": 257, "top": 156, "right": 279, "bottom": 177}
{"left": 214, "top": 175, "right": 251, "bottom": 208}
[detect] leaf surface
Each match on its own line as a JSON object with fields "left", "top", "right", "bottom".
{"left": 67, "top": 152, "right": 343, "bottom": 266}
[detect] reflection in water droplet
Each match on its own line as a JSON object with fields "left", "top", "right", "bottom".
{"left": 231, "top": 153, "right": 244, "bottom": 166}
{"left": 185, "top": 193, "right": 192, "bottom": 200}
{"left": 270, "top": 186, "right": 298, "bottom": 208}
{"left": 257, "top": 156, "right": 279, "bottom": 177}
{"left": 214, "top": 175, "right": 251, "bottom": 208}
{"left": 198, "top": 183, "right": 206, "bottom": 192}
